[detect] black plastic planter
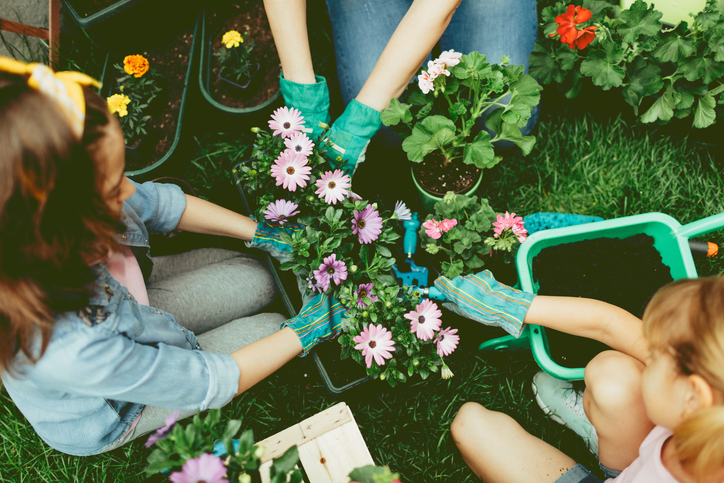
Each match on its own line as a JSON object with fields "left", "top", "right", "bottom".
{"left": 198, "top": 10, "right": 283, "bottom": 134}
{"left": 99, "top": 13, "right": 199, "bottom": 180}
{"left": 218, "top": 63, "right": 260, "bottom": 91}
{"left": 231, "top": 161, "right": 372, "bottom": 395}
{"left": 61, "top": 0, "right": 200, "bottom": 54}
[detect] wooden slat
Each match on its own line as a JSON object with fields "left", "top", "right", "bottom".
{"left": 0, "top": 19, "right": 50, "bottom": 39}
{"left": 49, "top": 0, "right": 60, "bottom": 67}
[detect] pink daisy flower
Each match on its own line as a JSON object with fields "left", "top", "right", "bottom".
{"left": 263, "top": 199, "right": 299, "bottom": 225}
{"left": 312, "top": 253, "right": 347, "bottom": 291}
{"left": 439, "top": 218, "right": 458, "bottom": 232}
{"left": 270, "top": 151, "right": 311, "bottom": 192}
{"left": 145, "top": 410, "right": 180, "bottom": 448}
{"left": 404, "top": 299, "right": 442, "bottom": 341}
{"left": 353, "top": 323, "right": 396, "bottom": 368}
{"left": 418, "top": 70, "right": 434, "bottom": 94}
{"left": 393, "top": 200, "right": 412, "bottom": 221}
{"left": 315, "top": 169, "right": 351, "bottom": 205}
{"left": 169, "top": 453, "right": 228, "bottom": 483}
{"left": 284, "top": 132, "right": 314, "bottom": 157}
{"left": 436, "top": 49, "right": 463, "bottom": 67}
{"left": 423, "top": 219, "right": 442, "bottom": 239}
{"left": 268, "top": 106, "right": 305, "bottom": 138}
{"left": 354, "top": 283, "right": 377, "bottom": 308}
{"left": 352, "top": 204, "right": 383, "bottom": 244}
{"left": 434, "top": 327, "right": 460, "bottom": 357}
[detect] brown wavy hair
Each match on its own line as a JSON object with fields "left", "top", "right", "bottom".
{"left": 0, "top": 72, "right": 123, "bottom": 374}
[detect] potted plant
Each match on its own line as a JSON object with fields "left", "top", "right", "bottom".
{"left": 529, "top": 0, "right": 724, "bottom": 129}
{"left": 144, "top": 409, "right": 303, "bottom": 483}
{"left": 237, "top": 108, "right": 463, "bottom": 390}
{"left": 198, "top": 5, "right": 283, "bottom": 134}
{"left": 419, "top": 192, "right": 527, "bottom": 287}
{"left": 381, "top": 50, "right": 542, "bottom": 212}
{"left": 100, "top": 13, "right": 199, "bottom": 179}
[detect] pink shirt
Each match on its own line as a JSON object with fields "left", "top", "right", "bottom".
{"left": 608, "top": 426, "right": 678, "bottom": 483}
{"left": 105, "top": 245, "right": 150, "bottom": 306}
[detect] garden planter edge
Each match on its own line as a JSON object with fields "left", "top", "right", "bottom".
{"left": 411, "top": 166, "right": 483, "bottom": 213}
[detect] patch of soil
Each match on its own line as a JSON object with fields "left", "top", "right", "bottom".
{"left": 412, "top": 152, "right": 481, "bottom": 195}
{"left": 66, "top": 0, "right": 119, "bottom": 17}
{"left": 116, "top": 22, "right": 194, "bottom": 172}
{"left": 207, "top": 2, "right": 280, "bottom": 108}
{"left": 532, "top": 234, "right": 674, "bottom": 369}
{"left": 313, "top": 339, "right": 369, "bottom": 390}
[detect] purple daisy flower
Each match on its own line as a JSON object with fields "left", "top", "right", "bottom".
{"left": 169, "top": 453, "right": 228, "bottom": 483}
{"left": 145, "top": 410, "right": 181, "bottom": 448}
{"left": 354, "top": 283, "right": 377, "bottom": 308}
{"left": 312, "top": 254, "right": 347, "bottom": 291}
{"left": 263, "top": 199, "right": 299, "bottom": 225}
{"left": 352, "top": 204, "right": 383, "bottom": 244}
{"left": 305, "top": 273, "right": 324, "bottom": 294}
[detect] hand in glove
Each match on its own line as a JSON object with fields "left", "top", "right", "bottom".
{"left": 282, "top": 294, "right": 345, "bottom": 356}
{"left": 279, "top": 73, "right": 331, "bottom": 141}
{"left": 325, "top": 99, "right": 382, "bottom": 176}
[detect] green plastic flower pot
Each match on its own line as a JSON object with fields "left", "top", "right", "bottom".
{"left": 411, "top": 166, "right": 483, "bottom": 213}
{"left": 99, "top": 13, "right": 199, "bottom": 180}
{"left": 198, "top": 10, "right": 283, "bottom": 134}
{"left": 515, "top": 211, "right": 724, "bottom": 381}
{"left": 231, "top": 161, "right": 372, "bottom": 396}
{"left": 61, "top": 0, "right": 200, "bottom": 54}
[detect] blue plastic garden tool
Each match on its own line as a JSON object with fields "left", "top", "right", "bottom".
{"left": 392, "top": 212, "right": 430, "bottom": 287}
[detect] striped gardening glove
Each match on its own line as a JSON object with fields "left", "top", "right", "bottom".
{"left": 434, "top": 270, "right": 535, "bottom": 338}
{"left": 282, "top": 294, "right": 346, "bottom": 356}
{"left": 245, "top": 221, "right": 304, "bottom": 263}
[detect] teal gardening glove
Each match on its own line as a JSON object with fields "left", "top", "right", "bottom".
{"left": 245, "top": 220, "right": 304, "bottom": 263}
{"left": 434, "top": 270, "right": 535, "bottom": 338}
{"left": 283, "top": 294, "right": 345, "bottom": 356}
{"left": 280, "top": 73, "right": 331, "bottom": 141}
{"left": 326, "top": 99, "right": 382, "bottom": 177}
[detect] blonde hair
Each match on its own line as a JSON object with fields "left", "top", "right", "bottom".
{"left": 643, "top": 277, "right": 724, "bottom": 480}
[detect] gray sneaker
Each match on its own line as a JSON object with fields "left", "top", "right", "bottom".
{"left": 532, "top": 371, "right": 599, "bottom": 455}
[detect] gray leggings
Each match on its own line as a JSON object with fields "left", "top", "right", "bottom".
{"left": 102, "top": 248, "right": 286, "bottom": 452}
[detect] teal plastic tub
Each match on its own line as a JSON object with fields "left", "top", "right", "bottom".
{"left": 516, "top": 211, "right": 724, "bottom": 380}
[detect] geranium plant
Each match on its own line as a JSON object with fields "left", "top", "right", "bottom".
{"left": 381, "top": 50, "right": 542, "bottom": 169}
{"left": 236, "top": 108, "right": 462, "bottom": 385}
{"left": 215, "top": 29, "right": 257, "bottom": 85}
{"left": 420, "top": 192, "right": 527, "bottom": 279}
{"left": 530, "top": 0, "right": 724, "bottom": 128}
{"left": 109, "top": 54, "right": 162, "bottom": 144}
{"left": 145, "top": 409, "right": 303, "bottom": 483}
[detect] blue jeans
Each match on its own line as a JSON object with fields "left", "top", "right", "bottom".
{"left": 324, "top": 0, "right": 540, "bottom": 138}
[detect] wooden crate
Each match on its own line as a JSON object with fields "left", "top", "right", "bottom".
{"left": 257, "top": 402, "right": 374, "bottom": 483}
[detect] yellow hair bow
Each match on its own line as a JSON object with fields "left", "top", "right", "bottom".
{"left": 0, "top": 56, "right": 101, "bottom": 139}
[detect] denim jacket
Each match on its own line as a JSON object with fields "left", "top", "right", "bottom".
{"left": 1, "top": 181, "right": 241, "bottom": 456}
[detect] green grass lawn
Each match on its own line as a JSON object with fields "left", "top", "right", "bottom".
{"left": 2, "top": 2, "right": 724, "bottom": 482}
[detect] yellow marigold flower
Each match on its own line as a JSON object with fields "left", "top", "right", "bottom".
{"left": 123, "top": 54, "right": 149, "bottom": 78}
{"left": 222, "top": 30, "right": 243, "bottom": 48}
{"left": 107, "top": 94, "right": 131, "bottom": 118}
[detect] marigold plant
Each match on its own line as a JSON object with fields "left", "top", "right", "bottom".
{"left": 107, "top": 93, "right": 130, "bottom": 118}
{"left": 112, "top": 54, "right": 162, "bottom": 144}
{"left": 123, "top": 54, "right": 150, "bottom": 78}
{"left": 216, "top": 30, "right": 256, "bottom": 85}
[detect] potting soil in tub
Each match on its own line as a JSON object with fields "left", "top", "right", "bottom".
{"left": 532, "top": 233, "right": 673, "bottom": 369}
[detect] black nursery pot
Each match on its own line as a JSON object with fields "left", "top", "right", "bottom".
{"left": 231, "top": 161, "right": 372, "bottom": 396}
{"left": 218, "top": 63, "right": 261, "bottom": 91}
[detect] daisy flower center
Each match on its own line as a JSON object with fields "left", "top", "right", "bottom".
{"left": 358, "top": 219, "right": 366, "bottom": 229}
{"left": 328, "top": 181, "right": 336, "bottom": 189}
{"left": 369, "top": 340, "right": 377, "bottom": 349}
{"left": 286, "top": 166, "right": 296, "bottom": 175}
{"left": 418, "top": 316, "right": 426, "bottom": 324}
{"left": 283, "top": 122, "right": 291, "bottom": 129}
{"left": 327, "top": 267, "right": 335, "bottom": 275}
{"left": 295, "top": 145, "right": 302, "bottom": 152}
{"left": 359, "top": 290, "right": 367, "bottom": 298}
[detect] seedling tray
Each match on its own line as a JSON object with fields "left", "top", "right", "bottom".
{"left": 516, "top": 211, "right": 724, "bottom": 380}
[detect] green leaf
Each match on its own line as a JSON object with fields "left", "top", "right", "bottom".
{"left": 381, "top": 98, "right": 413, "bottom": 126}
{"left": 680, "top": 57, "right": 724, "bottom": 84}
{"left": 462, "top": 130, "right": 496, "bottom": 168}
{"left": 376, "top": 245, "right": 392, "bottom": 257}
{"left": 709, "top": 36, "right": 724, "bottom": 62}
{"left": 401, "top": 115, "right": 456, "bottom": 162}
{"left": 269, "top": 446, "right": 301, "bottom": 477}
{"left": 408, "top": 90, "right": 429, "bottom": 106}
{"left": 442, "top": 259, "right": 464, "bottom": 278}
{"left": 618, "top": 0, "right": 663, "bottom": 42}
{"left": 622, "top": 58, "right": 664, "bottom": 113}
{"left": 452, "top": 51, "right": 489, "bottom": 80}
{"left": 502, "top": 74, "right": 542, "bottom": 127}
{"left": 653, "top": 34, "right": 696, "bottom": 63}
{"left": 640, "top": 86, "right": 679, "bottom": 123}
{"left": 582, "top": 0, "right": 615, "bottom": 21}
{"left": 485, "top": 109, "right": 536, "bottom": 155}
{"left": 376, "top": 274, "right": 398, "bottom": 286}
{"left": 580, "top": 43, "right": 625, "bottom": 90}
{"left": 694, "top": 92, "right": 717, "bottom": 128}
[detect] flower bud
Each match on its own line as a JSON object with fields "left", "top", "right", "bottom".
{"left": 385, "top": 301, "right": 392, "bottom": 308}
{"left": 253, "top": 445, "right": 265, "bottom": 459}
{"left": 336, "top": 156, "right": 343, "bottom": 162}
{"left": 379, "top": 373, "right": 386, "bottom": 381}
{"left": 250, "top": 127, "right": 261, "bottom": 133}
{"left": 443, "top": 191, "right": 456, "bottom": 204}
{"left": 362, "top": 311, "right": 369, "bottom": 318}
{"left": 307, "top": 195, "right": 315, "bottom": 203}
{"left": 350, "top": 265, "right": 358, "bottom": 273}
{"left": 318, "top": 121, "right": 330, "bottom": 130}
{"left": 239, "top": 473, "right": 252, "bottom": 483}
{"left": 413, "top": 359, "right": 420, "bottom": 367}
{"left": 249, "top": 169, "right": 257, "bottom": 177}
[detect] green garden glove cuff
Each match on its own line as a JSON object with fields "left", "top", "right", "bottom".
{"left": 245, "top": 221, "right": 303, "bottom": 263}
{"left": 327, "top": 99, "right": 382, "bottom": 176}
{"left": 434, "top": 270, "right": 535, "bottom": 338}
{"left": 282, "top": 294, "right": 345, "bottom": 356}
{"left": 280, "top": 73, "right": 331, "bottom": 141}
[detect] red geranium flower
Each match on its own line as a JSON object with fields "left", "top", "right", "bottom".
{"left": 550, "top": 4, "right": 598, "bottom": 50}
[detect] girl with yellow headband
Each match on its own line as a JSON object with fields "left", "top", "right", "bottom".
{"left": 0, "top": 58, "right": 343, "bottom": 455}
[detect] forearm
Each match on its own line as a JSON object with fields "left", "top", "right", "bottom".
{"left": 263, "top": 0, "right": 316, "bottom": 84}
{"left": 356, "top": 0, "right": 462, "bottom": 111}
{"left": 176, "top": 195, "right": 257, "bottom": 241}
{"left": 231, "top": 327, "right": 302, "bottom": 395}
{"left": 524, "top": 296, "right": 650, "bottom": 364}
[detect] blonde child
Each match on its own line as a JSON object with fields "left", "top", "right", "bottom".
{"left": 449, "top": 276, "right": 724, "bottom": 482}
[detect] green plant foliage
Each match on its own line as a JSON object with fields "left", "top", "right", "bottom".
{"left": 530, "top": 0, "right": 724, "bottom": 128}
{"left": 214, "top": 30, "right": 257, "bottom": 84}
{"left": 112, "top": 59, "right": 162, "bottom": 144}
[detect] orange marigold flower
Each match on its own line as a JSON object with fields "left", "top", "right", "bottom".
{"left": 551, "top": 4, "right": 598, "bottom": 50}
{"left": 123, "top": 54, "right": 150, "bottom": 78}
